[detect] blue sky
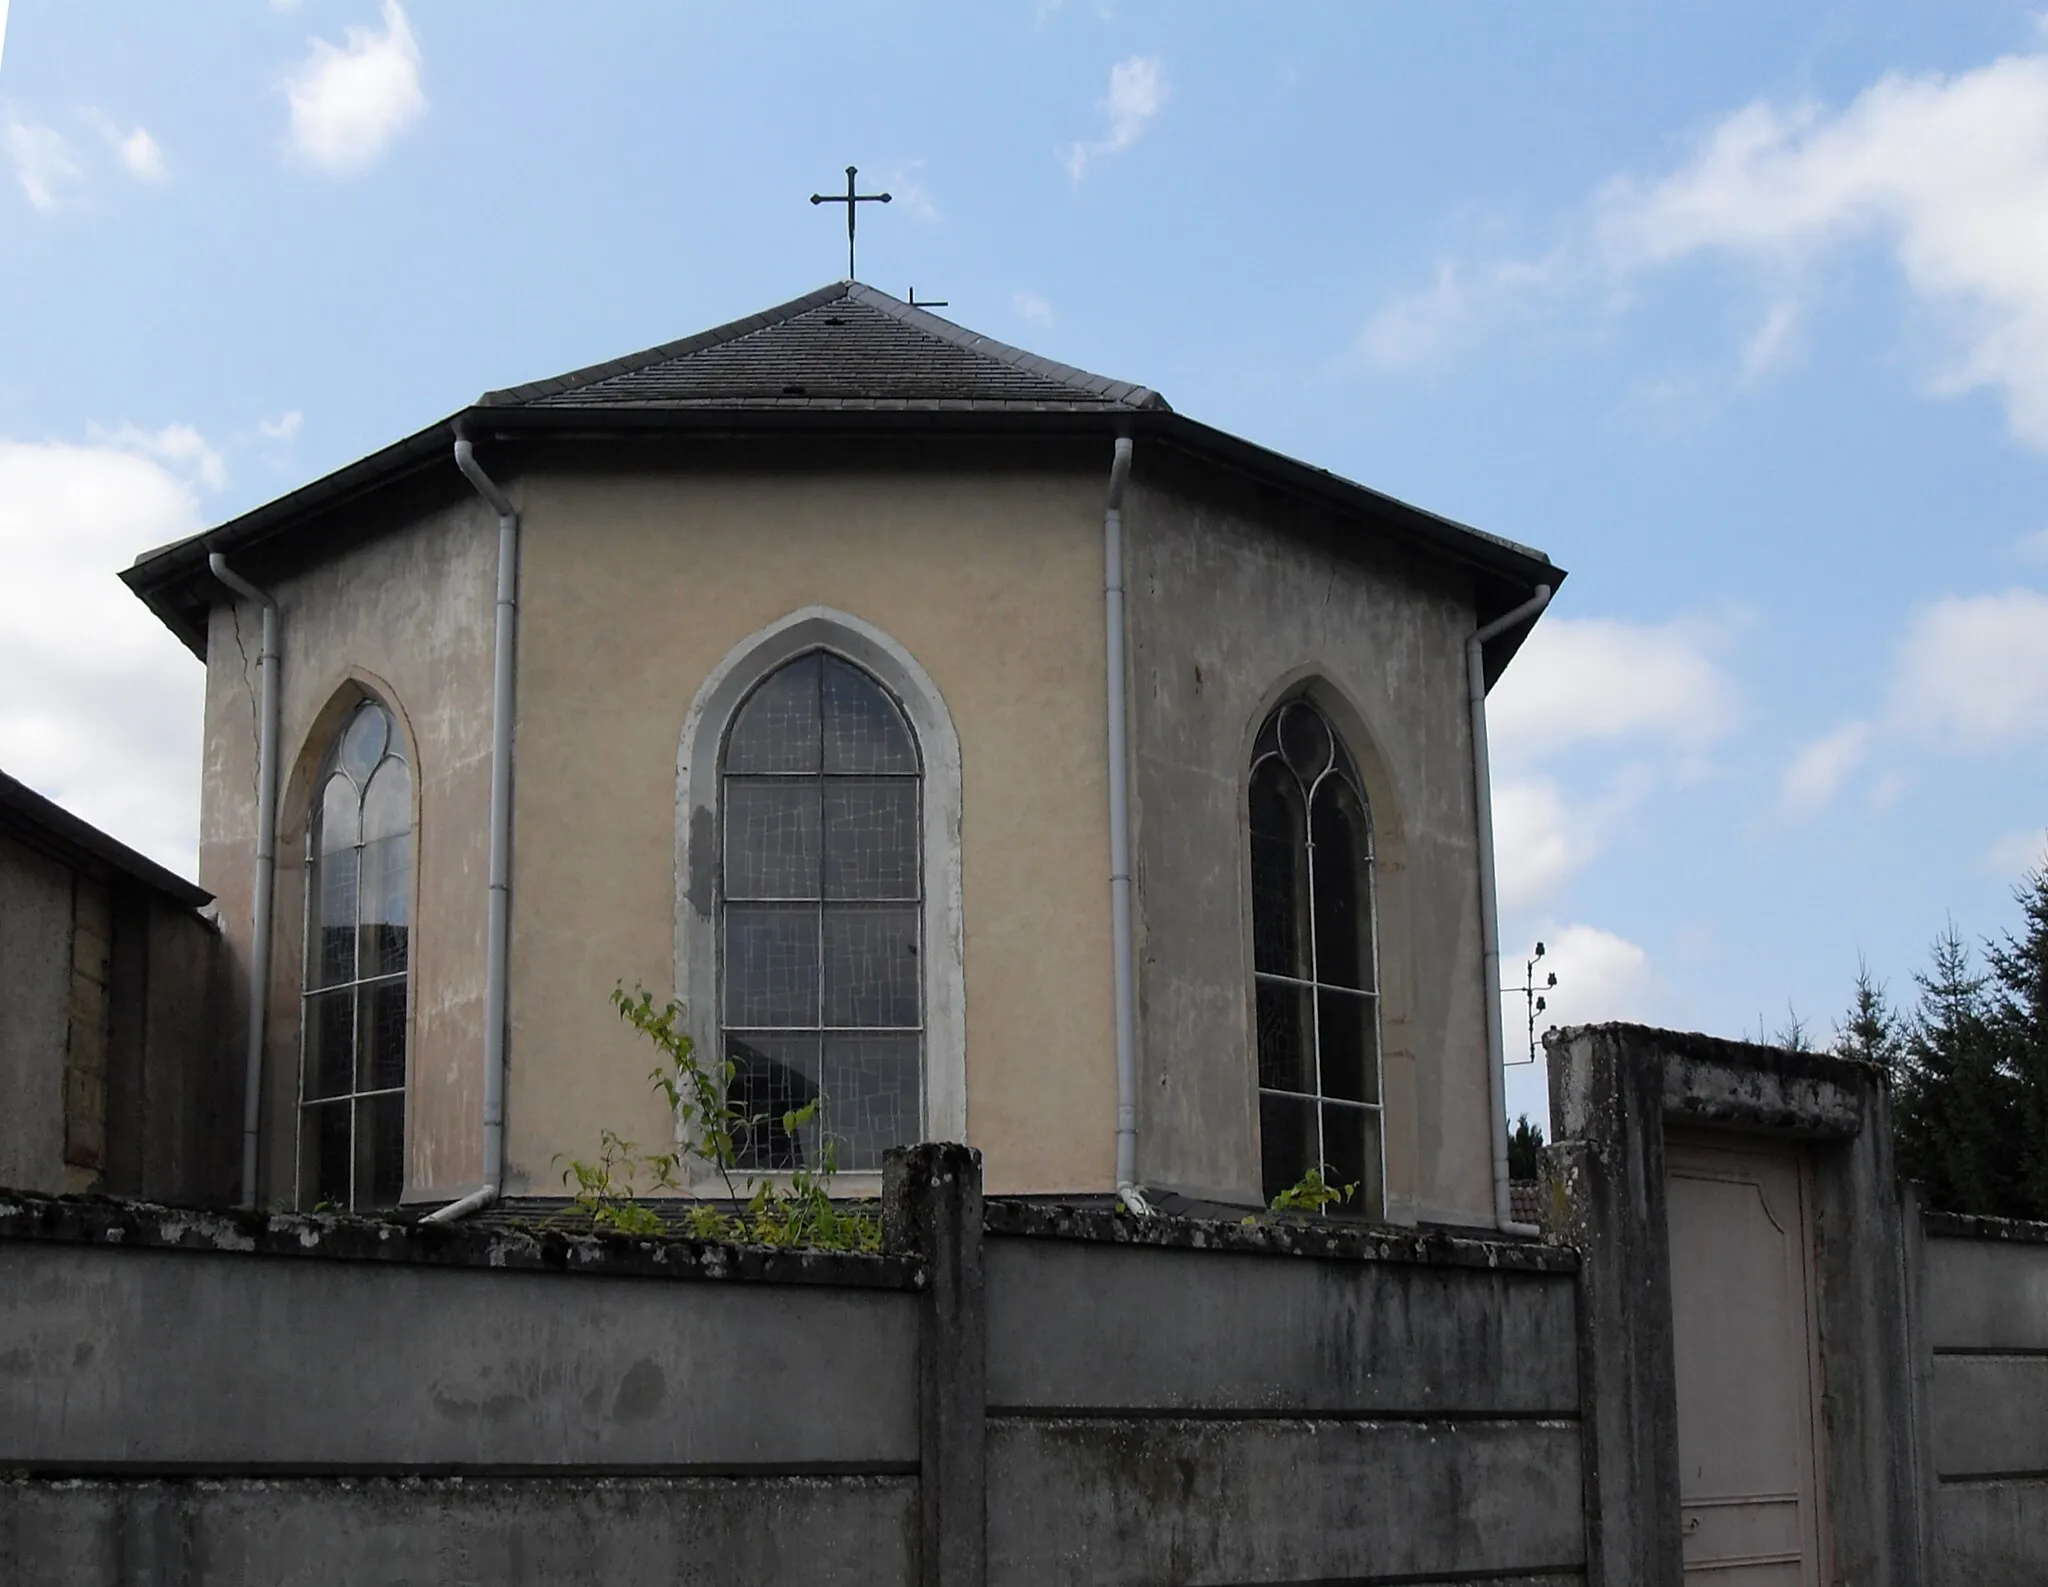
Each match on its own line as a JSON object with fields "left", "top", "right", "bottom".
{"left": 4, "top": 2, "right": 2046, "bottom": 1125}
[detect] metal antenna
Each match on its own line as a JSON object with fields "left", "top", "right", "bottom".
{"left": 1503, "top": 941, "right": 1558, "bottom": 1066}
{"left": 908, "top": 287, "right": 949, "bottom": 308}
{"left": 809, "top": 165, "right": 891, "bottom": 280}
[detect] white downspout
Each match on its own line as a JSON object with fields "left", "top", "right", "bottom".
{"left": 1103, "top": 435, "right": 1149, "bottom": 1216}
{"left": 1470, "top": 584, "right": 1551, "bottom": 1237}
{"left": 425, "top": 431, "right": 519, "bottom": 1224}
{"left": 208, "top": 553, "right": 278, "bottom": 1210}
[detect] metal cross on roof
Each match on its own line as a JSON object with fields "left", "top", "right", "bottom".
{"left": 810, "top": 165, "right": 891, "bottom": 280}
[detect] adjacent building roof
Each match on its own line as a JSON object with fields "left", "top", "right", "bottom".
{"left": 122, "top": 281, "right": 1565, "bottom": 660}
{"left": 0, "top": 769, "right": 211, "bottom": 910}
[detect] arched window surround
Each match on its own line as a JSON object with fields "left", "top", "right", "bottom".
{"left": 294, "top": 685, "right": 419, "bottom": 1211}
{"left": 676, "top": 607, "right": 966, "bottom": 1186}
{"left": 1242, "top": 681, "right": 1392, "bottom": 1219}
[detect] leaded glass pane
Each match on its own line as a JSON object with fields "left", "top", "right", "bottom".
{"left": 824, "top": 906, "right": 920, "bottom": 1028}
{"left": 726, "top": 1032, "right": 821, "bottom": 1171}
{"left": 726, "top": 654, "right": 822, "bottom": 774}
{"left": 357, "top": 835, "right": 409, "bottom": 977}
{"left": 823, "top": 780, "right": 919, "bottom": 901}
{"left": 1277, "top": 701, "right": 1332, "bottom": 783}
{"left": 1317, "top": 987, "right": 1376, "bottom": 1104}
{"left": 725, "top": 904, "right": 821, "bottom": 1026}
{"left": 303, "top": 988, "right": 355, "bottom": 1099}
{"left": 1310, "top": 777, "right": 1369, "bottom": 991}
{"left": 319, "top": 773, "right": 360, "bottom": 853}
{"left": 360, "top": 978, "right": 408, "bottom": 1092}
{"left": 362, "top": 756, "right": 409, "bottom": 844}
{"left": 1249, "top": 761, "right": 1305, "bottom": 979}
{"left": 822, "top": 656, "right": 917, "bottom": 775}
{"left": 819, "top": 1033, "right": 919, "bottom": 1172}
{"left": 310, "top": 844, "right": 359, "bottom": 989}
{"left": 1254, "top": 979, "right": 1313, "bottom": 1094}
{"left": 1259, "top": 1091, "right": 1316, "bottom": 1200}
{"left": 1322, "top": 1101, "right": 1371, "bottom": 1200}
{"left": 300, "top": 1100, "right": 351, "bottom": 1208}
{"left": 356, "top": 1092, "right": 405, "bottom": 1207}
{"left": 724, "top": 780, "right": 822, "bottom": 899}
{"left": 339, "top": 704, "right": 389, "bottom": 784}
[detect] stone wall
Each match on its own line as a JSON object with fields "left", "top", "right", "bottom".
{"left": 0, "top": 1144, "right": 1585, "bottom": 1586}
{"left": 1915, "top": 1210, "right": 2048, "bottom": 1586}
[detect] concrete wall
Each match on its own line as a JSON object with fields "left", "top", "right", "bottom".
{"left": 201, "top": 491, "right": 497, "bottom": 1203}
{"left": 0, "top": 835, "right": 78, "bottom": 1191}
{"left": 0, "top": 1145, "right": 1586, "bottom": 1586}
{"left": 0, "top": 835, "right": 226, "bottom": 1204}
{"left": 1126, "top": 453, "right": 1494, "bottom": 1223}
{"left": 982, "top": 1205, "right": 1585, "bottom": 1585}
{"left": 1917, "top": 1213, "right": 2048, "bottom": 1586}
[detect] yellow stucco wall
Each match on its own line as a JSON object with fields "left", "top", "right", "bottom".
{"left": 504, "top": 463, "right": 1117, "bottom": 1198}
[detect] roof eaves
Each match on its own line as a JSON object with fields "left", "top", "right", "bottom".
{"left": 477, "top": 283, "right": 854, "bottom": 408}
{"left": 0, "top": 768, "right": 211, "bottom": 909}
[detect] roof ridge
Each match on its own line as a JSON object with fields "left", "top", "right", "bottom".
{"left": 842, "top": 283, "right": 1169, "bottom": 413}
{"left": 475, "top": 281, "right": 855, "bottom": 408}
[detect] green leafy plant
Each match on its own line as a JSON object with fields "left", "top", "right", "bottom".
{"left": 551, "top": 983, "right": 881, "bottom": 1252}
{"left": 1249, "top": 1164, "right": 1359, "bottom": 1221}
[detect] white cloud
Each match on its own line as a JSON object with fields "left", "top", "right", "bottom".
{"left": 1012, "top": 291, "right": 1055, "bottom": 328}
{"left": 2015, "top": 526, "right": 2048, "bottom": 563}
{"left": 89, "top": 422, "right": 228, "bottom": 491}
{"left": 1493, "top": 775, "right": 1595, "bottom": 916}
{"left": 4, "top": 118, "right": 82, "bottom": 209}
{"left": 0, "top": 435, "right": 212, "bottom": 876}
{"left": 1488, "top": 613, "right": 1742, "bottom": 765}
{"left": 1985, "top": 827, "right": 2048, "bottom": 876}
{"left": 286, "top": 0, "right": 426, "bottom": 175}
{"left": 1889, "top": 587, "right": 2048, "bottom": 747}
{"left": 887, "top": 161, "right": 937, "bottom": 222}
{"left": 1502, "top": 924, "right": 1662, "bottom": 1051}
{"left": 1780, "top": 720, "right": 1871, "bottom": 816}
{"left": 1061, "top": 54, "right": 1167, "bottom": 181}
{"left": 1368, "top": 52, "right": 2048, "bottom": 448}
{"left": 1363, "top": 255, "right": 1562, "bottom": 369}
{"left": 258, "top": 410, "right": 304, "bottom": 442}
{"left": 114, "top": 124, "right": 165, "bottom": 182}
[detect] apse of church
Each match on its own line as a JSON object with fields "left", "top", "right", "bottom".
{"left": 125, "top": 281, "right": 1562, "bottom": 1229}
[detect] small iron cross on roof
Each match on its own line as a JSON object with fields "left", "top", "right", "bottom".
{"left": 810, "top": 165, "right": 891, "bottom": 280}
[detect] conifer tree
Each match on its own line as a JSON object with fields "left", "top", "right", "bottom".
{"left": 1891, "top": 923, "right": 2018, "bottom": 1216}
{"left": 1984, "top": 865, "right": 2048, "bottom": 1217}
{"left": 1834, "top": 956, "right": 1902, "bottom": 1069}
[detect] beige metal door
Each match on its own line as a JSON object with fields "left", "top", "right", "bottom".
{"left": 1665, "top": 1135, "right": 1828, "bottom": 1584}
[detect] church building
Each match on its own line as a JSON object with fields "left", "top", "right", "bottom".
{"left": 122, "top": 281, "right": 1564, "bottom": 1230}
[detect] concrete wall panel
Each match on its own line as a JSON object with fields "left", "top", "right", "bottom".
{"left": 986, "top": 1415, "right": 1585, "bottom": 1586}
{"left": 1925, "top": 1235, "right": 2048, "bottom": 1352}
{"left": 1930, "top": 1356, "right": 2048, "bottom": 1479}
{"left": 0, "top": 1474, "right": 916, "bottom": 1587}
{"left": 0, "top": 1244, "right": 917, "bottom": 1470}
{"left": 985, "top": 1236, "right": 1577, "bottom": 1414}
{"left": 1933, "top": 1480, "right": 2048, "bottom": 1587}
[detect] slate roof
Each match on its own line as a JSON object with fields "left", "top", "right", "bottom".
{"left": 477, "top": 282, "right": 1167, "bottom": 414}
{"left": 121, "top": 280, "right": 1565, "bottom": 661}
{"left": 0, "top": 767, "right": 210, "bottom": 908}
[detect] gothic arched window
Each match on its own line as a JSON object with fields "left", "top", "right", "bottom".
{"left": 1249, "top": 696, "right": 1383, "bottom": 1215}
{"left": 719, "top": 650, "right": 923, "bottom": 1174}
{"left": 299, "top": 698, "right": 411, "bottom": 1210}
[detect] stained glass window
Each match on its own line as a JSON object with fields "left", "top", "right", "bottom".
{"left": 299, "top": 698, "right": 410, "bottom": 1210}
{"left": 720, "top": 651, "right": 923, "bottom": 1173}
{"left": 1249, "top": 697, "right": 1383, "bottom": 1216}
